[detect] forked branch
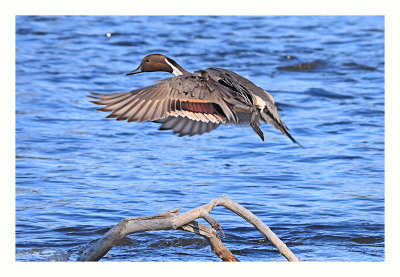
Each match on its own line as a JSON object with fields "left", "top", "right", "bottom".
{"left": 77, "top": 195, "right": 299, "bottom": 262}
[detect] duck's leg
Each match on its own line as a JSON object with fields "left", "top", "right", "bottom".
{"left": 232, "top": 103, "right": 254, "bottom": 113}
{"left": 232, "top": 104, "right": 264, "bottom": 141}
{"left": 250, "top": 110, "right": 264, "bottom": 141}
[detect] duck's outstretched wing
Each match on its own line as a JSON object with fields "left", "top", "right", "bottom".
{"left": 89, "top": 74, "right": 238, "bottom": 136}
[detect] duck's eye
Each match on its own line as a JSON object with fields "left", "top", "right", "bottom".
{"left": 146, "top": 59, "right": 150, "bottom": 63}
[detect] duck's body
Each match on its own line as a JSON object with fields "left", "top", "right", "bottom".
{"left": 90, "top": 54, "right": 298, "bottom": 143}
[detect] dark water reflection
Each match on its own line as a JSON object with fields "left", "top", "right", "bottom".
{"left": 16, "top": 15, "right": 384, "bottom": 261}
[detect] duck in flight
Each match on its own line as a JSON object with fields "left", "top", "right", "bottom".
{"left": 90, "top": 54, "right": 299, "bottom": 144}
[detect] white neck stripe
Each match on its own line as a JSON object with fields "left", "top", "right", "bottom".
{"left": 165, "top": 58, "right": 183, "bottom": 76}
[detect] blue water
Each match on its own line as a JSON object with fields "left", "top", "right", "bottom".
{"left": 15, "top": 16, "right": 384, "bottom": 262}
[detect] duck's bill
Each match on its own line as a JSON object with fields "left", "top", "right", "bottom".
{"left": 126, "top": 66, "right": 142, "bottom": 76}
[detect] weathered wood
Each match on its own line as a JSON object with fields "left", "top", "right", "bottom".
{"left": 77, "top": 209, "right": 181, "bottom": 261}
{"left": 215, "top": 195, "right": 299, "bottom": 262}
{"left": 179, "top": 221, "right": 238, "bottom": 262}
{"left": 77, "top": 195, "right": 299, "bottom": 262}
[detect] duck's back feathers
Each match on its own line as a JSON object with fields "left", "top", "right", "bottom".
{"left": 195, "top": 68, "right": 298, "bottom": 143}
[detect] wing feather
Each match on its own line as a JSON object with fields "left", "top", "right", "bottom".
{"left": 171, "top": 117, "right": 187, "bottom": 134}
{"left": 90, "top": 91, "right": 127, "bottom": 99}
{"left": 117, "top": 99, "right": 145, "bottom": 120}
{"left": 151, "top": 99, "right": 166, "bottom": 120}
{"left": 189, "top": 121, "right": 202, "bottom": 136}
{"left": 128, "top": 101, "right": 152, "bottom": 122}
{"left": 106, "top": 97, "right": 142, "bottom": 118}
{"left": 139, "top": 100, "right": 159, "bottom": 122}
{"left": 158, "top": 116, "right": 179, "bottom": 130}
{"left": 199, "top": 121, "right": 208, "bottom": 134}
{"left": 102, "top": 95, "right": 136, "bottom": 111}
{"left": 179, "top": 119, "right": 195, "bottom": 136}
{"left": 156, "top": 116, "right": 220, "bottom": 136}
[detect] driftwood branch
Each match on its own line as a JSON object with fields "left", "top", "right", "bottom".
{"left": 179, "top": 221, "right": 238, "bottom": 261}
{"left": 77, "top": 195, "right": 299, "bottom": 262}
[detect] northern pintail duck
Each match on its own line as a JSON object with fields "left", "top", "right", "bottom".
{"left": 90, "top": 54, "right": 298, "bottom": 144}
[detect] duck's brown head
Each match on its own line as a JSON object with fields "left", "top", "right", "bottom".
{"left": 126, "top": 54, "right": 190, "bottom": 76}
